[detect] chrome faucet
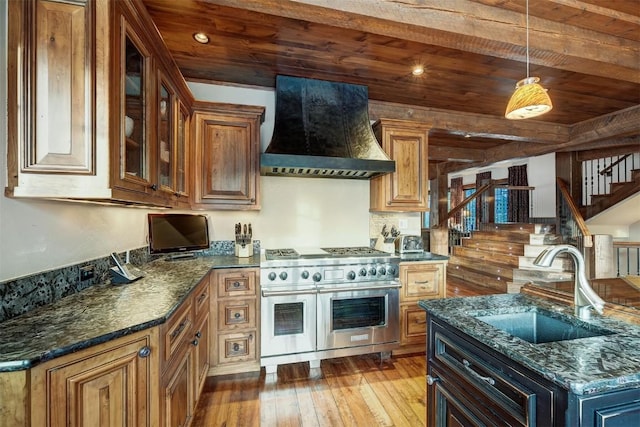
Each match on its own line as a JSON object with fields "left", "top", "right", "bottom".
{"left": 533, "top": 244, "right": 605, "bottom": 319}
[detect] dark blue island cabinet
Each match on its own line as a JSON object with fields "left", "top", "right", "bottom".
{"left": 425, "top": 314, "right": 640, "bottom": 426}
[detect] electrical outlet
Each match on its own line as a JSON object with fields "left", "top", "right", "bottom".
{"left": 80, "top": 265, "right": 95, "bottom": 282}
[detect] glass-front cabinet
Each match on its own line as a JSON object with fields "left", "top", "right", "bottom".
{"left": 157, "top": 75, "right": 174, "bottom": 193}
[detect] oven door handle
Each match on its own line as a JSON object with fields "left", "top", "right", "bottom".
{"left": 261, "top": 288, "right": 318, "bottom": 297}
{"left": 317, "top": 282, "right": 402, "bottom": 293}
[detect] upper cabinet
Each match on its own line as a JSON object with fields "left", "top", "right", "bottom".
{"left": 109, "top": 0, "right": 194, "bottom": 207}
{"left": 191, "top": 102, "right": 265, "bottom": 210}
{"left": 370, "top": 119, "right": 431, "bottom": 212}
{"left": 6, "top": 0, "right": 111, "bottom": 198}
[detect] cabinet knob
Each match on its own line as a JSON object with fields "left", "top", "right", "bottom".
{"left": 233, "top": 281, "right": 240, "bottom": 288}
{"left": 233, "top": 343, "right": 240, "bottom": 352}
{"left": 195, "top": 331, "right": 202, "bottom": 338}
{"left": 138, "top": 346, "right": 151, "bottom": 358}
{"left": 150, "top": 183, "right": 158, "bottom": 191}
{"left": 192, "top": 339, "right": 199, "bottom": 346}
{"left": 426, "top": 375, "right": 440, "bottom": 386}
{"left": 234, "top": 312, "right": 241, "bottom": 319}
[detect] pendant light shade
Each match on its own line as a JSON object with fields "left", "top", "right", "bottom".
{"left": 505, "top": 77, "right": 553, "bottom": 120}
{"left": 505, "top": 0, "right": 552, "bottom": 120}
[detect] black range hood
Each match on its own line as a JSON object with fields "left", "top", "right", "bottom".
{"left": 260, "top": 76, "right": 395, "bottom": 179}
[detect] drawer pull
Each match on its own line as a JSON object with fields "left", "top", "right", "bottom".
{"left": 463, "top": 359, "right": 495, "bottom": 386}
{"left": 414, "top": 318, "right": 427, "bottom": 325}
{"left": 138, "top": 346, "right": 151, "bottom": 358}
{"left": 233, "top": 281, "right": 240, "bottom": 288}
{"left": 234, "top": 312, "right": 241, "bottom": 319}
{"left": 416, "top": 280, "right": 430, "bottom": 284}
{"left": 197, "top": 293, "right": 207, "bottom": 304}
{"left": 170, "top": 321, "right": 188, "bottom": 340}
{"left": 427, "top": 375, "right": 440, "bottom": 386}
{"left": 233, "top": 343, "right": 240, "bottom": 352}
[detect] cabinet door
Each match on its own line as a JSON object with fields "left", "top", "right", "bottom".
{"left": 400, "top": 305, "right": 428, "bottom": 346}
{"left": 174, "top": 102, "right": 191, "bottom": 206}
{"left": 193, "top": 313, "right": 211, "bottom": 395}
{"left": 162, "top": 348, "right": 195, "bottom": 427}
{"left": 6, "top": 0, "right": 111, "bottom": 198}
{"left": 31, "top": 329, "right": 158, "bottom": 427}
{"left": 191, "top": 104, "right": 264, "bottom": 210}
{"left": 370, "top": 119, "right": 430, "bottom": 212}
{"left": 400, "top": 262, "right": 445, "bottom": 302}
{"left": 157, "top": 74, "right": 176, "bottom": 196}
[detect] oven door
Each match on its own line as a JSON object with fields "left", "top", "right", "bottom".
{"left": 261, "top": 286, "right": 317, "bottom": 357}
{"left": 316, "top": 281, "right": 400, "bottom": 351}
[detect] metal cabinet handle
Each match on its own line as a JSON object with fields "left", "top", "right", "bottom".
{"left": 427, "top": 375, "right": 440, "bottom": 386}
{"left": 233, "top": 281, "right": 240, "bottom": 288}
{"left": 234, "top": 312, "right": 241, "bottom": 319}
{"left": 192, "top": 339, "right": 199, "bottom": 346}
{"left": 197, "top": 293, "right": 207, "bottom": 304}
{"left": 463, "top": 359, "right": 495, "bottom": 386}
{"left": 150, "top": 184, "right": 158, "bottom": 191}
{"left": 138, "top": 346, "right": 151, "bottom": 358}
{"left": 416, "top": 280, "right": 430, "bottom": 284}
{"left": 170, "top": 321, "right": 188, "bottom": 340}
{"left": 195, "top": 331, "right": 202, "bottom": 338}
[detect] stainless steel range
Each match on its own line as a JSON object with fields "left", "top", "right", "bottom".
{"left": 260, "top": 246, "right": 401, "bottom": 373}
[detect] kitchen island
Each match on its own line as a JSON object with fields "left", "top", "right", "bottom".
{"left": 419, "top": 293, "right": 640, "bottom": 426}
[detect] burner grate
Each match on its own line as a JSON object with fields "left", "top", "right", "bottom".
{"left": 265, "top": 248, "right": 299, "bottom": 259}
{"left": 321, "top": 247, "right": 388, "bottom": 257}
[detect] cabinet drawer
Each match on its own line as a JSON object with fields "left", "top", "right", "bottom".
{"left": 216, "top": 270, "right": 257, "bottom": 298}
{"left": 401, "top": 263, "right": 443, "bottom": 301}
{"left": 193, "top": 277, "right": 210, "bottom": 320}
{"left": 217, "top": 332, "right": 257, "bottom": 365}
{"left": 430, "top": 318, "right": 556, "bottom": 426}
{"left": 218, "top": 299, "right": 256, "bottom": 330}
{"left": 163, "top": 299, "right": 193, "bottom": 364}
{"left": 401, "top": 305, "right": 427, "bottom": 344}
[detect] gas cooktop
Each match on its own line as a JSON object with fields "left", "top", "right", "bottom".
{"left": 264, "top": 246, "right": 391, "bottom": 260}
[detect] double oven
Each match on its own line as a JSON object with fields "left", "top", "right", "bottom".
{"left": 260, "top": 247, "right": 400, "bottom": 373}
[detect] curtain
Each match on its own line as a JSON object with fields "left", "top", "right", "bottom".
{"left": 475, "top": 171, "right": 491, "bottom": 226}
{"left": 508, "top": 164, "right": 529, "bottom": 223}
{"left": 450, "top": 177, "right": 464, "bottom": 226}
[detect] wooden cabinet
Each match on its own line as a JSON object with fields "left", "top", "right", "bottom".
{"left": 30, "top": 328, "right": 160, "bottom": 427}
{"left": 6, "top": 0, "right": 112, "bottom": 199}
{"left": 395, "top": 261, "right": 446, "bottom": 355}
{"left": 191, "top": 102, "right": 265, "bottom": 210}
{"left": 210, "top": 268, "right": 261, "bottom": 375}
{"left": 159, "top": 273, "right": 211, "bottom": 427}
{"left": 110, "top": 0, "right": 194, "bottom": 207}
{"left": 370, "top": 119, "right": 430, "bottom": 212}
{"left": 570, "top": 388, "right": 640, "bottom": 426}
{"left": 426, "top": 315, "right": 564, "bottom": 426}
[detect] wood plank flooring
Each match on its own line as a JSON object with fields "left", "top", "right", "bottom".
{"left": 192, "top": 353, "right": 427, "bottom": 426}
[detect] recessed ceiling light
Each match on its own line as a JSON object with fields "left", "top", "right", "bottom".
{"left": 193, "top": 32, "right": 210, "bottom": 44}
{"left": 411, "top": 65, "right": 425, "bottom": 76}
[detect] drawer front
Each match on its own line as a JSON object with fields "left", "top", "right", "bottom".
{"left": 218, "top": 299, "right": 256, "bottom": 331}
{"left": 217, "top": 332, "right": 256, "bottom": 365}
{"left": 163, "top": 299, "right": 193, "bottom": 364}
{"left": 401, "top": 305, "right": 427, "bottom": 344}
{"left": 193, "top": 277, "right": 210, "bottom": 320}
{"left": 216, "top": 269, "right": 257, "bottom": 298}
{"left": 429, "top": 318, "right": 556, "bottom": 426}
{"left": 401, "top": 263, "right": 443, "bottom": 301}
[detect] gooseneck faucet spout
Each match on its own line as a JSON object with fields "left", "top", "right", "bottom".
{"left": 533, "top": 244, "right": 605, "bottom": 319}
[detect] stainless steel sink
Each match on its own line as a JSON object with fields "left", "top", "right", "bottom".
{"left": 475, "top": 308, "right": 614, "bottom": 344}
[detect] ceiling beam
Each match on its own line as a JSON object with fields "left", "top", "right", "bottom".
{"left": 205, "top": 0, "right": 640, "bottom": 83}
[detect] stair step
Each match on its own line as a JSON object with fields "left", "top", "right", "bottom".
{"left": 453, "top": 246, "right": 521, "bottom": 267}
{"left": 470, "top": 230, "right": 532, "bottom": 243}
{"left": 447, "top": 264, "right": 508, "bottom": 293}
{"left": 479, "top": 223, "right": 556, "bottom": 234}
{"left": 461, "top": 239, "right": 525, "bottom": 255}
{"left": 518, "top": 255, "right": 571, "bottom": 270}
{"left": 512, "top": 268, "right": 573, "bottom": 284}
{"left": 449, "top": 255, "right": 514, "bottom": 280}
{"left": 529, "top": 234, "right": 562, "bottom": 245}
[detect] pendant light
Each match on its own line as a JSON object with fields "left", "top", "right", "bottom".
{"left": 505, "top": 0, "right": 552, "bottom": 120}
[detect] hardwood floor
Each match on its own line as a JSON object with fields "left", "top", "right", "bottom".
{"left": 193, "top": 353, "right": 427, "bottom": 426}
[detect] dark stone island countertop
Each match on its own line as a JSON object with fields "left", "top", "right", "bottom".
{"left": 419, "top": 293, "right": 640, "bottom": 396}
{"left": 0, "top": 255, "right": 260, "bottom": 372}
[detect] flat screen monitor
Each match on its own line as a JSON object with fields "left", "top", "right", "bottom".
{"left": 148, "top": 213, "right": 210, "bottom": 257}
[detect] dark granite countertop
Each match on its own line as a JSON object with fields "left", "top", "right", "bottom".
{"left": 0, "top": 255, "right": 260, "bottom": 372}
{"left": 398, "top": 252, "right": 449, "bottom": 262}
{"left": 419, "top": 293, "right": 640, "bottom": 396}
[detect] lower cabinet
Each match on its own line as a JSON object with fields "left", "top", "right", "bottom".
{"left": 210, "top": 267, "right": 261, "bottom": 375}
{"left": 161, "top": 347, "right": 195, "bottom": 427}
{"left": 569, "top": 388, "right": 640, "bottom": 426}
{"left": 30, "top": 328, "right": 160, "bottom": 427}
{"left": 395, "top": 261, "right": 446, "bottom": 355}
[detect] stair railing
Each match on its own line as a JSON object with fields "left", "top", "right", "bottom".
{"left": 556, "top": 177, "right": 593, "bottom": 250}
{"left": 582, "top": 152, "right": 639, "bottom": 206}
{"left": 614, "top": 241, "right": 640, "bottom": 277}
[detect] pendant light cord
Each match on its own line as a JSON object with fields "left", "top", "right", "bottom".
{"left": 526, "top": 0, "right": 530, "bottom": 78}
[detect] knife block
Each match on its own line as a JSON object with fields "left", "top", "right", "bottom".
{"left": 235, "top": 242, "right": 253, "bottom": 258}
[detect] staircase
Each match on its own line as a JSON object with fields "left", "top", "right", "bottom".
{"left": 447, "top": 223, "right": 573, "bottom": 294}
{"left": 582, "top": 155, "right": 640, "bottom": 219}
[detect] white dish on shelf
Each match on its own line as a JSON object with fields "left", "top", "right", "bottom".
{"left": 125, "top": 116, "right": 134, "bottom": 137}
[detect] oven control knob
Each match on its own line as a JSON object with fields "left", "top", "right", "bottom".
{"left": 301, "top": 270, "right": 309, "bottom": 279}
{"left": 378, "top": 267, "right": 386, "bottom": 276}
{"left": 359, "top": 268, "right": 367, "bottom": 276}
{"left": 313, "top": 272, "right": 322, "bottom": 282}
{"left": 268, "top": 272, "right": 277, "bottom": 281}
{"left": 347, "top": 271, "right": 356, "bottom": 280}
{"left": 279, "top": 272, "right": 288, "bottom": 280}
{"left": 387, "top": 266, "right": 396, "bottom": 276}
{"left": 369, "top": 268, "right": 377, "bottom": 276}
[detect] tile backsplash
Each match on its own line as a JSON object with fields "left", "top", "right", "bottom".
{"left": 0, "top": 241, "right": 260, "bottom": 323}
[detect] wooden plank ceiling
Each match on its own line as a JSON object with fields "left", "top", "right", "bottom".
{"left": 142, "top": 0, "right": 640, "bottom": 175}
